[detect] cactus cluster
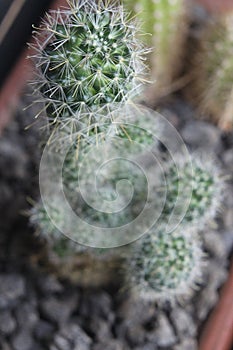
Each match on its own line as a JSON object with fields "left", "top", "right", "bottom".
{"left": 30, "top": 0, "right": 225, "bottom": 301}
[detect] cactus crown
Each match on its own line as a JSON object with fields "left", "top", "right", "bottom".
{"left": 160, "top": 155, "right": 223, "bottom": 226}
{"left": 127, "top": 227, "right": 204, "bottom": 301}
{"left": 32, "top": 0, "right": 148, "bottom": 135}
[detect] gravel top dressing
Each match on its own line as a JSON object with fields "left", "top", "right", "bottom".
{"left": 0, "top": 92, "right": 232, "bottom": 350}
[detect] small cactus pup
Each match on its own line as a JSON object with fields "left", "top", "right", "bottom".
{"left": 31, "top": 0, "right": 150, "bottom": 138}
{"left": 124, "top": 0, "right": 190, "bottom": 90}
{"left": 126, "top": 227, "right": 205, "bottom": 301}
{"left": 30, "top": 200, "right": 125, "bottom": 286}
{"left": 159, "top": 154, "right": 225, "bottom": 228}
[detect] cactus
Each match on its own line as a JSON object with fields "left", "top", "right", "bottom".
{"left": 186, "top": 13, "right": 233, "bottom": 130}
{"left": 126, "top": 227, "right": 205, "bottom": 301}
{"left": 201, "top": 15, "right": 233, "bottom": 130}
{"left": 29, "top": 0, "right": 225, "bottom": 301}
{"left": 31, "top": 0, "right": 149, "bottom": 137}
{"left": 124, "top": 0, "right": 189, "bottom": 87}
{"left": 160, "top": 155, "right": 224, "bottom": 226}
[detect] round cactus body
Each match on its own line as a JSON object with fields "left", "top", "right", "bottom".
{"left": 160, "top": 156, "right": 224, "bottom": 226}
{"left": 32, "top": 0, "right": 148, "bottom": 134}
{"left": 127, "top": 227, "right": 204, "bottom": 300}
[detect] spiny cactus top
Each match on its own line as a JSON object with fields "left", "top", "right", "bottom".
{"left": 32, "top": 0, "right": 148, "bottom": 134}
{"left": 127, "top": 227, "right": 204, "bottom": 301}
{"left": 160, "top": 155, "right": 224, "bottom": 226}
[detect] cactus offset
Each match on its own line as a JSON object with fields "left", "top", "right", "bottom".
{"left": 127, "top": 227, "right": 205, "bottom": 301}
{"left": 160, "top": 155, "right": 224, "bottom": 226}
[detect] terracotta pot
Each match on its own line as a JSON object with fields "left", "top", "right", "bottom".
{"left": 0, "top": 1, "right": 233, "bottom": 349}
{"left": 199, "top": 258, "right": 233, "bottom": 350}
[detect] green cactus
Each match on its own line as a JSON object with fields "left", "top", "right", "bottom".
{"left": 201, "top": 15, "right": 233, "bottom": 129}
{"left": 127, "top": 227, "right": 205, "bottom": 300}
{"left": 124, "top": 0, "right": 188, "bottom": 86}
{"left": 32, "top": 0, "right": 149, "bottom": 136}
{"left": 160, "top": 155, "right": 224, "bottom": 226}
{"left": 29, "top": 0, "right": 224, "bottom": 300}
{"left": 30, "top": 200, "right": 63, "bottom": 239}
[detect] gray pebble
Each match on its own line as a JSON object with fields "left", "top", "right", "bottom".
{"left": 0, "top": 311, "right": 17, "bottom": 335}
{"left": 37, "top": 275, "right": 63, "bottom": 295}
{"left": 51, "top": 323, "right": 91, "bottom": 350}
{"left": 87, "top": 317, "right": 112, "bottom": 340}
{"left": 152, "top": 313, "right": 177, "bottom": 348}
{"left": 80, "top": 292, "right": 114, "bottom": 323}
{"left": 134, "top": 344, "right": 158, "bottom": 350}
{"left": 134, "top": 343, "right": 158, "bottom": 350}
{"left": 223, "top": 207, "right": 233, "bottom": 232}
{"left": 223, "top": 148, "right": 233, "bottom": 172}
{"left": 207, "top": 261, "right": 228, "bottom": 291}
{"left": 11, "top": 330, "right": 34, "bottom": 350}
{"left": 221, "top": 229, "right": 233, "bottom": 256}
{"left": 181, "top": 121, "right": 221, "bottom": 151}
{"left": 196, "top": 286, "right": 219, "bottom": 321}
{"left": 170, "top": 307, "right": 197, "bottom": 337}
{"left": 126, "top": 324, "right": 146, "bottom": 347}
{"left": 0, "top": 274, "right": 26, "bottom": 309}
{"left": 92, "top": 339, "right": 125, "bottom": 350}
{"left": 15, "top": 302, "right": 38, "bottom": 330}
{"left": 40, "top": 294, "right": 78, "bottom": 325}
{"left": 174, "top": 338, "right": 198, "bottom": 350}
{"left": 117, "top": 298, "right": 155, "bottom": 326}
{"left": 195, "top": 263, "right": 227, "bottom": 322}
{"left": 203, "top": 230, "right": 227, "bottom": 259}
{"left": 34, "top": 320, "right": 55, "bottom": 341}
{"left": 54, "top": 334, "right": 70, "bottom": 350}
{"left": 0, "top": 139, "right": 28, "bottom": 179}
{"left": 0, "top": 337, "right": 11, "bottom": 350}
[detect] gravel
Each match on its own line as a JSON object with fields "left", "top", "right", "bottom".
{"left": 0, "top": 274, "right": 26, "bottom": 309}
{"left": 181, "top": 120, "right": 222, "bottom": 152}
{"left": 0, "top": 311, "right": 17, "bottom": 335}
{"left": 0, "top": 92, "right": 232, "bottom": 350}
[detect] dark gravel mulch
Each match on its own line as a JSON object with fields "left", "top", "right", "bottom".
{"left": 0, "top": 92, "right": 232, "bottom": 350}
